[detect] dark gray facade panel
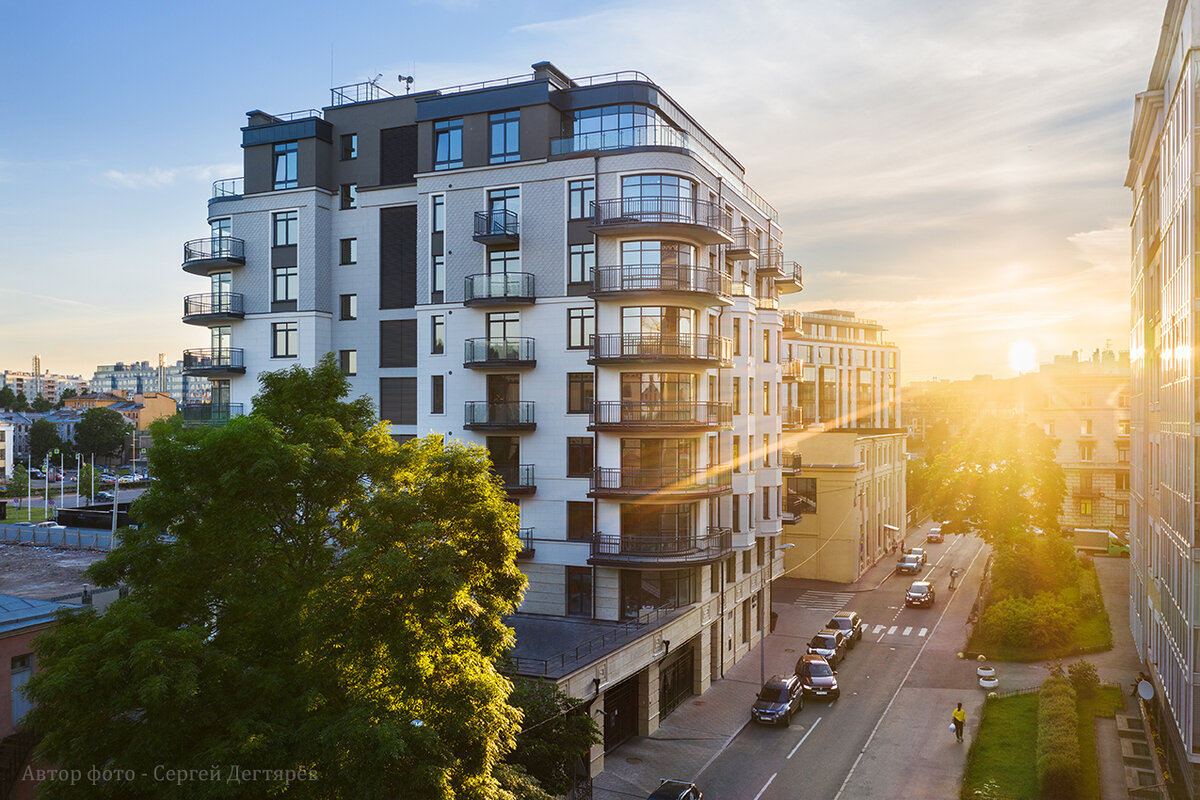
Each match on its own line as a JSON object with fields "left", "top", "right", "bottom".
{"left": 519, "top": 104, "right": 556, "bottom": 161}
{"left": 270, "top": 245, "right": 298, "bottom": 268}
{"left": 379, "top": 205, "right": 417, "bottom": 309}
{"left": 379, "top": 319, "right": 417, "bottom": 368}
{"left": 379, "top": 125, "right": 418, "bottom": 185}
{"left": 244, "top": 144, "right": 273, "bottom": 195}
{"left": 461, "top": 113, "right": 489, "bottom": 170}
{"left": 379, "top": 377, "right": 417, "bottom": 425}
{"left": 567, "top": 220, "right": 593, "bottom": 244}
{"left": 241, "top": 118, "right": 333, "bottom": 148}
{"left": 414, "top": 81, "right": 552, "bottom": 122}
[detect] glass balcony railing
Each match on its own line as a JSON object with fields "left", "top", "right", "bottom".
{"left": 463, "top": 272, "right": 535, "bottom": 305}
{"left": 592, "top": 265, "right": 731, "bottom": 298}
{"left": 463, "top": 337, "right": 535, "bottom": 367}
{"left": 463, "top": 401, "right": 536, "bottom": 429}
{"left": 589, "top": 333, "right": 732, "bottom": 365}
{"left": 590, "top": 401, "right": 732, "bottom": 430}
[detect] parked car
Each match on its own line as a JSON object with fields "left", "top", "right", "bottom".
{"left": 795, "top": 653, "right": 840, "bottom": 699}
{"left": 905, "top": 580, "right": 936, "bottom": 608}
{"left": 31, "top": 521, "right": 65, "bottom": 530}
{"left": 806, "top": 628, "right": 848, "bottom": 668}
{"left": 896, "top": 553, "right": 923, "bottom": 574}
{"left": 908, "top": 547, "right": 928, "bottom": 566}
{"left": 926, "top": 525, "right": 944, "bottom": 543}
{"left": 647, "top": 780, "right": 703, "bottom": 800}
{"left": 827, "top": 610, "right": 865, "bottom": 648}
{"left": 28, "top": 468, "right": 45, "bottom": 480}
{"left": 751, "top": 674, "right": 804, "bottom": 726}
{"left": 94, "top": 491, "right": 115, "bottom": 503}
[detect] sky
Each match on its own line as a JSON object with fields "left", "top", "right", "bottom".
{"left": 0, "top": 0, "right": 1164, "bottom": 384}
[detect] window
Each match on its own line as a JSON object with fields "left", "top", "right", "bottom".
{"left": 340, "top": 238, "right": 357, "bottom": 265}
{"left": 566, "top": 566, "right": 592, "bottom": 617}
{"left": 431, "top": 315, "right": 445, "bottom": 355}
{"left": 1080, "top": 499, "right": 1093, "bottom": 515}
{"left": 434, "top": 119, "right": 463, "bottom": 170}
{"left": 273, "top": 266, "right": 298, "bottom": 302}
{"left": 339, "top": 349, "right": 357, "bottom": 376}
{"left": 273, "top": 211, "right": 298, "bottom": 246}
{"left": 567, "top": 437, "right": 594, "bottom": 477}
{"left": 568, "top": 308, "right": 594, "bottom": 349}
{"left": 568, "top": 178, "right": 595, "bottom": 220}
{"left": 1081, "top": 419, "right": 1093, "bottom": 435}
{"left": 1079, "top": 442, "right": 1094, "bottom": 462}
{"left": 567, "top": 501, "right": 593, "bottom": 541}
{"left": 725, "top": 555, "right": 736, "bottom": 582}
{"left": 1117, "top": 445, "right": 1129, "bottom": 463}
{"left": 1118, "top": 393, "right": 1129, "bottom": 408}
{"left": 1116, "top": 471, "right": 1130, "bottom": 490}
{"left": 341, "top": 183, "right": 357, "bottom": 210}
{"left": 733, "top": 436, "right": 740, "bottom": 472}
{"left": 733, "top": 320, "right": 741, "bottom": 355}
{"left": 742, "top": 550, "right": 751, "bottom": 576}
{"left": 1115, "top": 502, "right": 1128, "bottom": 517}
{"left": 339, "top": 294, "right": 357, "bottom": 320}
{"left": 432, "top": 254, "right": 445, "bottom": 299}
{"left": 762, "top": 382, "right": 769, "bottom": 415}
{"left": 487, "top": 311, "right": 520, "bottom": 341}
{"left": 569, "top": 243, "right": 595, "bottom": 284}
{"left": 732, "top": 495, "right": 740, "bottom": 531}
{"left": 762, "top": 434, "right": 770, "bottom": 467}
{"left": 432, "top": 194, "right": 445, "bottom": 233}
{"left": 763, "top": 329, "right": 770, "bottom": 362}
{"left": 431, "top": 375, "right": 444, "bottom": 414}
{"left": 733, "top": 378, "right": 741, "bottom": 414}
{"left": 790, "top": 477, "right": 817, "bottom": 514}
{"left": 340, "top": 133, "right": 358, "bottom": 160}
{"left": 1118, "top": 420, "right": 1130, "bottom": 435}
{"left": 272, "top": 322, "right": 298, "bottom": 358}
{"left": 273, "top": 142, "right": 297, "bottom": 189}
{"left": 1045, "top": 421, "right": 1055, "bottom": 437}
{"left": 1081, "top": 392, "right": 1092, "bottom": 408}
{"left": 489, "top": 110, "right": 520, "bottom": 164}
{"left": 568, "top": 373, "right": 594, "bottom": 414}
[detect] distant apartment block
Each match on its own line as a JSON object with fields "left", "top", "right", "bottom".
{"left": 89, "top": 359, "right": 209, "bottom": 406}
{"left": 0, "top": 419, "right": 11, "bottom": 482}
{"left": 1, "top": 361, "right": 87, "bottom": 404}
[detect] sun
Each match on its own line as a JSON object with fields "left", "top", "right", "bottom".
{"left": 1009, "top": 340, "right": 1038, "bottom": 374}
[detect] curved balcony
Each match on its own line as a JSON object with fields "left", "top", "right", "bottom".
{"left": 726, "top": 227, "right": 760, "bottom": 260}
{"left": 494, "top": 464, "right": 536, "bottom": 495}
{"left": 777, "top": 261, "right": 803, "bottom": 294}
{"left": 758, "top": 518, "right": 783, "bottom": 536}
{"left": 182, "top": 237, "right": 246, "bottom": 276}
{"left": 589, "top": 401, "right": 732, "bottom": 432}
{"left": 463, "top": 338, "right": 535, "bottom": 368}
{"left": 588, "top": 527, "right": 732, "bottom": 567}
{"left": 474, "top": 209, "right": 520, "bottom": 245}
{"left": 588, "top": 466, "right": 732, "bottom": 499}
{"left": 464, "top": 401, "right": 536, "bottom": 431}
{"left": 589, "top": 198, "right": 733, "bottom": 245}
{"left": 210, "top": 177, "right": 243, "bottom": 202}
{"left": 589, "top": 333, "right": 732, "bottom": 367}
{"left": 182, "top": 293, "right": 245, "bottom": 325}
{"left": 463, "top": 272, "right": 535, "bottom": 306}
{"left": 183, "top": 348, "right": 246, "bottom": 377}
{"left": 591, "top": 264, "right": 731, "bottom": 303}
{"left": 180, "top": 402, "right": 244, "bottom": 427}
{"left": 755, "top": 296, "right": 779, "bottom": 311}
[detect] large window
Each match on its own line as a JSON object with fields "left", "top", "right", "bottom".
{"left": 273, "top": 266, "right": 298, "bottom": 302}
{"left": 434, "top": 119, "right": 463, "bottom": 170}
{"left": 489, "top": 110, "right": 520, "bottom": 164}
{"left": 487, "top": 311, "right": 520, "bottom": 341}
{"left": 567, "top": 502, "right": 593, "bottom": 541}
{"left": 340, "top": 238, "right": 357, "bottom": 265}
{"left": 568, "top": 178, "right": 595, "bottom": 220}
{"left": 565, "top": 104, "right": 670, "bottom": 151}
{"left": 339, "top": 294, "right": 357, "bottom": 320}
{"left": 487, "top": 248, "right": 520, "bottom": 275}
{"left": 431, "top": 375, "right": 444, "bottom": 414}
{"left": 431, "top": 315, "right": 445, "bottom": 355}
{"left": 566, "top": 566, "right": 592, "bottom": 617}
{"left": 340, "top": 183, "right": 357, "bottom": 210}
{"left": 340, "top": 133, "right": 357, "bottom": 161}
{"left": 273, "top": 211, "right": 298, "bottom": 246}
{"left": 569, "top": 243, "right": 595, "bottom": 285}
{"left": 621, "top": 306, "right": 694, "bottom": 335}
{"left": 432, "top": 194, "right": 445, "bottom": 233}
{"left": 620, "top": 372, "right": 695, "bottom": 403}
{"left": 568, "top": 372, "right": 594, "bottom": 414}
{"left": 568, "top": 308, "right": 594, "bottom": 349}
{"left": 272, "top": 322, "right": 297, "bottom": 358}
{"left": 620, "top": 174, "right": 695, "bottom": 219}
{"left": 620, "top": 569, "right": 692, "bottom": 618}
{"left": 273, "top": 142, "right": 297, "bottom": 189}
{"left": 567, "top": 437, "right": 594, "bottom": 477}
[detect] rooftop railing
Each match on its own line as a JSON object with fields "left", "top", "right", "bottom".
{"left": 211, "top": 177, "right": 243, "bottom": 199}
{"left": 330, "top": 81, "right": 395, "bottom": 107}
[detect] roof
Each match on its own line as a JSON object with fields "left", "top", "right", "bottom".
{"left": 0, "top": 593, "right": 71, "bottom": 635}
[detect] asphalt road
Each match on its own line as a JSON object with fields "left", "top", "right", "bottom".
{"left": 694, "top": 532, "right": 988, "bottom": 800}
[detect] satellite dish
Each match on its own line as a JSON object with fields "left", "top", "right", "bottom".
{"left": 1137, "top": 680, "right": 1154, "bottom": 700}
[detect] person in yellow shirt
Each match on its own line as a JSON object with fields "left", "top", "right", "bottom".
{"left": 952, "top": 702, "right": 967, "bottom": 742}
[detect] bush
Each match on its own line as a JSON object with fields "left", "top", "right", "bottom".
{"left": 1036, "top": 678, "right": 1080, "bottom": 799}
{"left": 1067, "top": 660, "right": 1099, "bottom": 696}
{"left": 1027, "top": 594, "right": 1079, "bottom": 649}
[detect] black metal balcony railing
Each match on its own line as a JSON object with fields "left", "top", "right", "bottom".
{"left": 590, "top": 466, "right": 732, "bottom": 497}
{"left": 589, "top": 333, "right": 732, "bottom": 365}
{"left": 463, "top": 338, "right": 536, "bottom": 367}
{"left": 590, "top": 198, "right": 731, "bottom": 237}
{"left": 592, "top": 265, "right": 732, "bottom": 298}
{"left": 780, "top": 450, "right": 803, "bottom": 473}
{"left": 782, "top": 408, "right": 804, "bottom": 428}
{"left": 183, "top": 348, "right": 246, "bottom": 374}
{"left": 776, "top": 261, "right": 803, "bottom": 292}
{"left": 183, "top": 237, "right": 245, "bottom": 264}
{"left": 589, "top": 527, "right": 733, "bottom": 565}
{"left": 463, "top": 401, "right": 536, "bottom": 429}
{"left": 494, "top": 464, "right": 536, "bottom": 494}
{"left": 463, "top": 272, "right": 535, "bottom": 304}
{"left": 727, "top": 227, "right": 761, "bottom": 258}
{"left": 473, "top": 209, "right": 520, "bottom": 242}
{"left": 590, "top": 401, "right": 732, "bottom": 429}
{"left": 182, "top": 293, "right": 245, "bottom": 321}
{"left": 180, "top": 403, "right": 244, "bottom": 426}
{"left": 516, "top": 527, "right": 535, "bottom": 560}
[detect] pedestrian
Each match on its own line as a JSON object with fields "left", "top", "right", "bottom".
{"left": 952, "top": 702, "right": 966, "bottom": 742}
{"left": 1131, "top": 672, "right": 1147, "bottom": 697}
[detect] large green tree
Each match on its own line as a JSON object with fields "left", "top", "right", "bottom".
{"left": 13, "top": 390, "right": 29, "bottom": 411}
{"left": 29, "top": 418, "right": 63, "bottom": 465}
{"left": 73, "top": 406, "right": 130, "bottom": 462}
{"left": 505, "top": 679, "right": 601, "bottom": 796}
{"left": 30, "top": 394, "right": 53, "bottom": 413}
{"left": 0, "top": 385, "right": 15, "bottom": 410}
{"left": 25, "top": 356, "right": 528, "bottom": 799}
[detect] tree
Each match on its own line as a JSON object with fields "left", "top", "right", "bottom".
{"left": 29, "top": 418, "right": 62, "bottom": 466}
{"left": 30, "top": 394, "right": 53, "bottom": 413}
{"left": 76, "top": 463, "right": 100, "bottom": 499}
{"left": 25, "top": 356, "right": 528, "bottom": 799}
{"left": 6, "top": 466, "right": 28, "bottom": 500}
{"left": 13, "top": 390, "right": 29, "bottom": 411}
{"left": 0, "top": 385, "right": 14, "bottom": 410}
{"left": 56, "top": 387, "right": 77, "bottom": 409}
{"left": 74, "top": 406, "right": 130, "bottom": 462}
{"left": 505, "top": 679, "right": 602, "bottom": 796}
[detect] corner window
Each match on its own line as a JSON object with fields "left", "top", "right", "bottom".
{"left": 339, "top": 349, "right": 357, "bottom": 376}
{"left": 339, "top": 294, "right": 357, "bottom": 320}
{"left": 273, "top": 266, "right": 298, "bottom": 302}
{"left": 431, "top": 315, "right": 445, "bottom": 355}
{"left": 272, "top": 322, "right": 298, "bottom": 358}
{"left": 489, "top": 110, "right": 520, "bottom": 164}
{"left": 340, "top": 238, "right": 357, "bottom": 265}
{"left": 340, "top": 133, "right": 358, "bottom": 161}
{"left": 432, "top": 194, "right": 445, "bottom": 233}
{"left": 569, "top": 243, "right": 595, "bottom": 285}
{"left": 568, "top": 178, "right": 595, "bottom": 220}
{"left": 431, "top": 375, "right": 444, "bottom": 414}
{"left": 568, "top": 308, "right": 595, "bottom": 350}
{"left": 341, "top": 184, "right": 357, "bottom": 210}
{"left": 273, "top": 211, "right": 297, "bottom": 246}
{"left": 434, "top": 119, "right": 463, "bottom": 170}
{"left": 273, "top": 142, "right": 297, "bottom": 189}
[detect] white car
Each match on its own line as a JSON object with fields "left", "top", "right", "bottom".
{"left": 32, "top": 521, "right": 66, "bottom": 530}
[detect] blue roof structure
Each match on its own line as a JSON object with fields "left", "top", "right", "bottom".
{"left": 0, "top": 594, "right": 71, "bottom": 635}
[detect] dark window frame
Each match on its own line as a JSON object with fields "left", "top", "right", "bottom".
{"left": 273, "top": 142, "right": 298, "bottom": 190}
{"left": 272, "top": 321, "right": 298, "bottom": 358}
{"left": 431, "top": 315, "right": 445, "bottom": 355}
{"left": 431, "top": 375, "right": 445, "bottom": 414}
{"left": 340, "top": 237, "right": 357, "bottom": 265}
{"left": 273, "top": 265, "right": 298, "bottom": 303}
{"left": 434, "top": 118, "right": 464, "bottom": 170}
{"left": 340, "top": 133, "right": 358, "bottom": 161}
{"left": 568, "top": 178, "right": 595, "bottom": 220}
{"left": 273, "top": 210, "right": 298, "bottom": 246}
{"left": 567, "top": 372, "right": 594, "bottom": 414}
{"left": 489, "top": 110, "right": 520, "bottom": 164}
{"left": 567, "top": 307, "right": 595, "bottom": 350}
{"left": 567, "top": 437, "right": 594, "bottom": 478}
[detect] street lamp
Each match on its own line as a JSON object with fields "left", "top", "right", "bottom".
{"left": 760, "top": 542, "right": 796, "bottom": 686}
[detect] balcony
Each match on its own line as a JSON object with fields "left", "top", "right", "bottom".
{"left": 589, "top": 198, "right": 733, "bottom": 245}
{"left": 182, "top": 237, "right": 246, "bottom": 276}
{"left": 589, "top": 333, "right": 732, "bottom": 367}
{"left": 782, "top": 407, "right": 804, "bottom": 429}
{"left": 591, "top": 265, "right": 732, "bottom": 303}
{"left": 755, "top": 296, "right": 779, "bottom": 311}
{"left": 210, "top": 177, "right": 243, "bottom": 202}
{"left": 758, "top": 518, "right": 783, "bottom": 536}
{"left": 726, "top": 227, "right": 760, "bottom": 260}
{"left": 550, "top": 123, "right": 687, "bottom": 156}
{"left": 516, "top": 527, "right": 535, "bottom": 560}
{"left": 780, "top": 451, "right": 803, "bottom": 473}
{"left": 463, "top": 272, "right": 535, "bottom": 306}
{"left": 757, "top": 248, "right": 786, "bottom": 279}
{"left": 180, "top": 402, "right": 244, "bottom": 427}
{"left": 589, "top": 466, "right": 732, "bottom": 499}
{"left": 495, "top": 464, "right": 536, "bottom": 495}
{"left": 588, "top": 527, "right": 732, "bottom": 567}
{"left": 589, "top": 401, "right": 732, "bottom": 432}
{"left": 463, "top": 401, "right": 536, "bottom": 431}
{"left": 782, "top": 311, "right": 803, "bottom": 338}
{"left": 781, "top": 359, "right": 803, "bottom": 381}
{"left": 776, "top": 261, "right": 804, "bottom": 293}
{"left": 463, "top": 338, "right": 536, "bottom": 368}
{"left": 473, "top": 209, "right": 520, "bottom": 245}
{"left": 182, "top": 293, "right": 245, "bottom": 325}
{"left": 183, "top": 348, "right": 246, "bottom": 377}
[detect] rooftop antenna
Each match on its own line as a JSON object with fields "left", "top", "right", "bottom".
{"left": 368, "top": 72, "right": 383, "bottom": 87}
{"left": 398, "top": 74, "right": 414, "bottom": 94}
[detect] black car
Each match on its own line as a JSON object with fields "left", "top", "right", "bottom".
{"left": 806, "top": 628, "right": 848, "bottom": 668}
{"left": 905, "top": 580, "right": 936, "bottom": 608}
{"left": 827, "top": 610, "right": 865, "bottom": 648}
{"left": 647, "top": 780, "right": 703, "bottom": 800}
{"left": 795, "top": 653, "right": 840, "bottom": 699}
{"left": 751, "top": 674, "right": 804, "bottom": 726}
{"left": 94, "top": 491, "right": 115, "bottom": 503}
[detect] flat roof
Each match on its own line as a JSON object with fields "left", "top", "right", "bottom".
{"left": 0, "top": 593, "right": 71, "bottom": 634}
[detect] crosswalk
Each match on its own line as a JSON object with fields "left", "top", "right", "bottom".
{"left": 793, "top": 590, "right": 855, "bottom": 612}
{"left": 870, "top": 624, "right": 928, "bottom": 638}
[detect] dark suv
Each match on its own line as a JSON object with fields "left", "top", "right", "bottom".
{"left": 827, "top": 611, "right": 865, "bottom": 648}
{"left": 806, "top": 628, "right": 848, "bottom": 668}
{"left": 905, "top": 580, "right": 936, "bottom": 608}
{"left": 751, "top": 673, "right": 804, "bottom": 726}
{"left": 647, "top": 780, "right": 703, "bottom": 800}
{"left": 795, "top": 653, "right": 840, "bottom": 699}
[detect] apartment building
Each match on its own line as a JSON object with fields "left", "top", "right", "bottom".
{"left": 89, "top": 359, "right": 209, "bottom": 406}
{"left": 178, "top": 62, "right": 801, "bottom": 777}
{"left": 0, "top": 360, "right": 87, "bottom": 405}
{"left": 1128, "top": 0, "right": 1200, "bottom": 790}
{"left": 0, "top": 419, "right": 11, "bottom": 482}
{"left": 776, "top": 310, "right": 905, "bottom": 582}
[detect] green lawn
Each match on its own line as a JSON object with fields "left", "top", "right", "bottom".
{"left": 961, "top": 693, "right": 1040, "bottom": 799}
{"left": 1, "top": 503, "right": 52, "bottom": 524}
{"left": 1076, "top": 685, "right": 1124, "bottom": 800}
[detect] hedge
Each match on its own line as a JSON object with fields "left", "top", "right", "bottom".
{"left": 1036, "top": 678, "right": 1080, "bottom": 799}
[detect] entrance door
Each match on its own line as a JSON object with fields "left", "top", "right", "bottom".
{"left": 603, "top": 675, "right": 640, "bottom": 753}
{"left": 659, "top": 644, "right": 695, "bottom": 720}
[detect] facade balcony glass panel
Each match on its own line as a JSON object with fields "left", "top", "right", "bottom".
{"left": 182, "top": 237, "right": 246, "bottom": 276}
{"left": 755, "top": 296, "right": 779, "bottom": 311}
{"left": 589, "top": 333, "right": 732, "bottom": 367}
{"left": 781, "top": 360, "right": 803, "bottom": 381}
{"left": 589, "top": 401, "right": 732, "bottom": 432}
{"left": 589, "top": 466, "right": 732, "bottom": 499}
{"left": 463, "top": 401, "right": 536, "bottom": 431}
{"left": 182, "top": 293, "right": 245, "bottom": 325}
{"left": 494, "top": 464, "right": 536, "bottom": 495}
{"left": 551, "top": 123, "right": 687, "bottom": 156}
{"left": 589, "top": 198, "right": 732, "bottom": 245}
{"left": 782, "top": 311, "right": 803, "bottom": 338}
{"left": 726, "top": 227, "right": 760, "bottom": 260}
{"left": 473, "top": 209, "right": 520, "bottom": 244}
{"left": 210, "top": 177, "right": 244, "bottom": 202}
{"left": 591, "top": 265, "right": 731, "bottom": 302}
{"left": 180, "top": 402, "right": 244, "bottom": 427}
{"left": 780, "top": 450, "right": 803, "bottom": 473}
{"left": 588, "top": 526, "right": 732, "bottom": 567}
{"left": 182, "top": 348, "right": 246, "bottom": 377}
{"left": 463, "top": 272, "right": 535, "bottom": 306}
{"left": 782, "top": 407, "right": 805, "bottom": 429}
{"left": 463, "top": 338, "right": 535, "bottom": 368}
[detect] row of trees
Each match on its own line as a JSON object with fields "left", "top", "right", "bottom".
{"left": 24, "top": 357, "right": 598, "bottom": 799}
{"left": 0, "top": 385, "right": 77, "bottom": 412}
{"left": 22, "top": 407, "right": 132, "bottom": 467}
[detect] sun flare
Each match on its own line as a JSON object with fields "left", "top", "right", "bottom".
{"left": 1008, "top": 340, "right": 1038, "bottom": 374}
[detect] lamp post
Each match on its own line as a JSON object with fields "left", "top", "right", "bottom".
{"left": 760, "top": 542, "right": 795, "bottom": 686}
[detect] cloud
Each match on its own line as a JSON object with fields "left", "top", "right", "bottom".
{"left": 101, "top": 163, "right": 240, "bottom": 190}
